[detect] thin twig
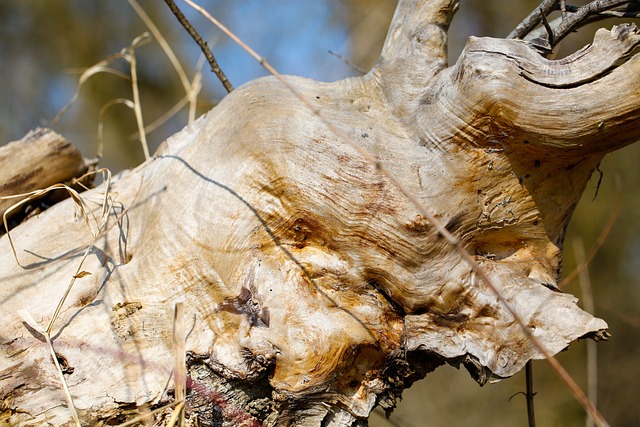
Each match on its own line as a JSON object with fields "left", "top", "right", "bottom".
{"left": 163, "top": 0, "right": 233, "bottom": 93}
{"left": 541, "top": 12, "right": 555, "bottom": 48}
{"left": 573, "top": 238, "right": 598, "bottom": 427}
{"left": 549, "top": 0, "right": 634, "bottom": 48}
{"left": 559, "top": 176, "right": 622, "bottom": 289}
{"left": 525, "top": 361, "right": 536, "bottom": 427}
{"left": 183, "top": 2, "right": 609, "bottom": 425}
{"left": 509, "top": 0, "right": 640, "bottom": 52}
{"left": 328, "top": 50, "right": 366, "bottom": 74}
{"left": 507, "top": 0, "right": 558, "bottom": 39}
{"left": 564, "top": 2, "right": 640, "bottom": 18}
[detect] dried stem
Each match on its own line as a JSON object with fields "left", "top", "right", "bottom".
{"left": 128, "top": 35, "right": 151, "bottom": 161}
{"left": 559, "top": 177, "right": 622, "bottom": 289}
{"left": 128, "top": 0, "right": 201, "bottom": 125}
{"left": 172, "top": 302, "right": 186, "bottom": 426}
{"left": 525, "top": 361, "right": 537, "bottom": 427}
{"left": 163, "top": 0, "right": 233, "bottom": 93}
{"left": 328, "top": 50, "right": 366, "bottom": 75}
{"left": 114, "top": 402, "right": 181, "bottom": 427}
{"left": 573, "top": 238, "right": 598, "bottom": 427}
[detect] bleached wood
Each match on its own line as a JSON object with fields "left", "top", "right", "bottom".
{"left": 0, "top": 128, "right": 91, "bottom": 220}
{"left": 2, "top": 2, "right": 640, "bottom": 426}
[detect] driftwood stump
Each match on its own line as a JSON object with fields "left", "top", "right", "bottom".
{"left": 2, "top": 0, "right": 639, "bottom": 425}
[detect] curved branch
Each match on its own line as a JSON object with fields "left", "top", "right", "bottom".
{"left": 375, "top": 0, "right": 460, "bottom": 120}
{"left": 453, "top": 24, "right": 640, "bottom": 152}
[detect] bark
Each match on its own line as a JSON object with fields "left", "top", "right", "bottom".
{"left": 0, "top": 128, "right": 93, "bottom": 228}
{"left": 2, "top": 1, "right": 640, "bottom": 425}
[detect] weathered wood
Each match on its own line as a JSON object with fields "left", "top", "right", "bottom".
{"left": 1, "top": 1, "right": 639, "bottom": 426}
{"left": 0, "top": 128, "right": 93, "bottom": 226}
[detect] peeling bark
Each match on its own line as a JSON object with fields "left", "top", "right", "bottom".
{"left": 1, "top": 1, "right": 639, "bottom": 425}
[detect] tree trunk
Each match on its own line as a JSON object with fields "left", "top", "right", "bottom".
{"left": 2, "top": 1, "right": 639, "bottom": 425}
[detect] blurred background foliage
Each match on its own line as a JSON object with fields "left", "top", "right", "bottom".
{"left": 1, "top": 1, "right": 638, "bottom": 426}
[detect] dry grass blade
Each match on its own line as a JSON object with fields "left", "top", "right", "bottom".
{"left": 2, "top": 185, "right": 89, "bottom": 267}
{"left": 8, "top": 167, "right": 113, "bottom": 425}
{"left": 73, "top": 167, "right": 113, "bottom": 230}
{"left": 133, "top": 96, "right": 189, "bottom": 140}
{"left": 189, "top": 53, "right": 206, "bottom": 123}
{"left": 559, "top": 176, "right": 622, "bottom": 289}
{"left": 128, "top": 0, "right": 191, "bottom": 95}
{"left": 17, "top": 309, "right": 46, "bottom": 339}
{"left": 1, "top": 168, "right": 112, "bottom": 267}
{"left": 126, "top": 33, "right": 152, "bottom": 161}
{"left": 573, "top": 237, "right": 598, "bottom": 427}
{"left": 114, "top": 401, "right": 181, "bottom": 427}
{"left": 51, "top": 54, "right": 131, "bottom": 125}
{"left": 46, "top": 246, "right": 92, "bottom": 335}
{"left": 45, "top": 332, "right": 82, "bottom": 427}
{"left": 183, "top": 1, "right": 610, "bottom": 425}
{"left": 129, "top": 52, "right": 204, "bottom": 138}
{"left": 51, "top": 32, "right": 152, "bottom": 159}
{"left": 17, "top": 310, "right": 81, "bottom": 427}
{"left": 98, "top": 98, "right": 136, "bottom": 158}
{"left": 166, "top": 401, "right": 186, "bottom": 427}
{"left": 128, "top": 0, "right": 202, "bottom": 125}
{"left": 172, "top": 302, "right": 186, "bottom": 426}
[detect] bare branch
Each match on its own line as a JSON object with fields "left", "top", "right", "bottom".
{"left": 525, "top": 362, "right": 537, "bottom": 427}
{"left": 163, "top": 0, "right": 233, "bottom": 93}
{"left": 550, "top": 0, "right": 638, "bottom": 47}
{"left": 509, "top": 0, "right": 640, "bottom": 53}
{"left": 507, "top": 0, "right": 559, "bottom": 40}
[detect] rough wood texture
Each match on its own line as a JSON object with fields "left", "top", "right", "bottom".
{"left": 2, "top": 1, "right": 639, "bottom": 425}
{"left": 0, "top": 128, "right": 92, "bottom": 223}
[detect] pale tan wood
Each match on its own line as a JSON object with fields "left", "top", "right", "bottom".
{"left": 0, "top": 128, "right": 92, "bottom": 220}
{"left": 1, "top": 1, "right": 639, "bottom": 426}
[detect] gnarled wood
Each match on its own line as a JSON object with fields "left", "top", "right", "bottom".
{"left": 1, "top": 1, "right": 639, "bottom": 425}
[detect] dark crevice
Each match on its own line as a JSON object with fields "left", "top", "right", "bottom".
{"left": 366, "top": 278, "right": 406, "bottom": 317}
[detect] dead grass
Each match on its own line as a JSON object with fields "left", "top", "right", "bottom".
{"left": 3, "top": 4, "right": 204, "bottom": 422}
{"left": 2, "top": 2, "right": 622, "bottom": 426}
